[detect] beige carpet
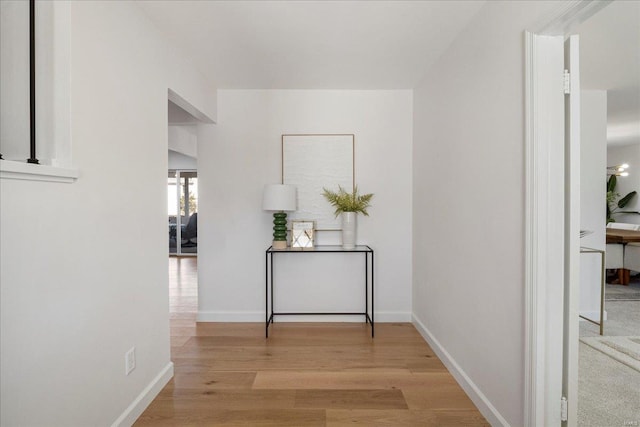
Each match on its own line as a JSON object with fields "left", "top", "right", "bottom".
{"left": 579, "top": 301, "right": 640, "bottom": 426}
{"left": 580, "top": 336, "right": 640, "bottom": 373}
{"left": 605, "top": 281, "right": 640, "bottom": 301}
{"left": 578, "top": 342, "right": 640, "bottom": 427}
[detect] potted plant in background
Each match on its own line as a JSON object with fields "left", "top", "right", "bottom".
{"left": 607, "top": 174, "right": 640, "bottom": 223}
{"left": 322, "top": 186, "right": 373, "bottom": 249}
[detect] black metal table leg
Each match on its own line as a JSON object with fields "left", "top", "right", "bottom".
{"left": 365, "top": 252, "right": 369, "bottom": 324}
{"left": 371, "top": 250, "right": 375, "bottom": 338}
{"left": 265, "top": 248, "right": 269, "bottom": 338}
{"left": 270, "top": 251, "right": 274, "bottom": 325}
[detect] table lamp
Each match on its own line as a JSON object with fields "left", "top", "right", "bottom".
{"left": 262, "top": 184, "right": 297, "bottom": 249}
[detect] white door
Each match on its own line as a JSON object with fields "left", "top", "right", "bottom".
{"left": 563, "top": 34, "right": 581, "bottom": 427}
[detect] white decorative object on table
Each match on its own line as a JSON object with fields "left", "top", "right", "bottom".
{"left": 341, "top": 212, "right": 357, "bottom": 249}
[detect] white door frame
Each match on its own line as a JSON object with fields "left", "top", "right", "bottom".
{"left": 524, "top": 1, "right": 611, "bottom": 426}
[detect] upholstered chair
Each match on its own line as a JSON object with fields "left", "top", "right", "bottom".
{"left": 606, "top": 243, "right": 624, "bottom": 269}
{"left": 624, "top": 243, "right": 640, "bottom": 273}
{"left": 606, "top": 222, "right": 640, "bottom": 283}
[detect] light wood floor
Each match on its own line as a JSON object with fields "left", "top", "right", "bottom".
{"left": 136, "top": 257, "right": 488, "bottom": 426}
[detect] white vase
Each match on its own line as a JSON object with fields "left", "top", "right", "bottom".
{"left": 341, "top": 212, "right": 357, "bottom": 249}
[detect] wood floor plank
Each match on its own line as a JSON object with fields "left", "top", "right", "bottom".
{"left": 402, "top": 383, "right": 478, "bottom": 410}
{"left": 170, "top": 335, "right": 191, "bottom": 348}
{"left": 159, "top": 372, "right": 258, "bottom": 392}
{"left": 428, "top": 409, "right": 491, "bottom": 426}
{"left": 327, "top": 409, "right": 432, "bottom": 426}
{"left": 253, "top": 371, "right": 453, "bottom": 390}
{"left": 142, "top": 390, "right": 296, "bottom": 415}
{"left": 182, "top": 334, "right": 433, "bottom": 347}
{"left": 172, "top": 344, "right": 436, "bottom": 360}
{"left": 172, "top": 356, "right": 441, "bottom": 373}
{"left": 295, "top": 389, "right": 408, "bottom": 409}
{"left": 172, "top": 360, "right": 426, "bottom": 374}
{"left": 406, "top": 357, "right": 447, "bottom": 373}
{"left": 135, "top": 409, "right": 325, "bottom": 426}
{"left": 327, "top": 409, "right": 490, "bottom": 426}
{"left": 170, "top": 327, "right": 197, "bottom": 337}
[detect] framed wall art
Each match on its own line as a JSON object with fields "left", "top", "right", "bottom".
{"left": 282, "top": 134, "right": 354, "bottom": 230}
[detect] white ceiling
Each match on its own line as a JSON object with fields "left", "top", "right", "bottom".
{"left": 148, "top": 1, "right": 638, "bottom": 146}
{"left": 578, "top": 0, "right": 640, "bottom": 147}
{"left": 138, "top": 0, "right": 485, "bottom": 89}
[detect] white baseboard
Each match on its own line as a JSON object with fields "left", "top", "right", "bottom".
{"left": 111, "top": 362, "right": 174, "bottom": 427}
{"left": 197, "top": 311, "right": 411, "bottom": 322}
{"left": 579, "top": 310, "right": 607, "bottom": 322}
{"left": 412, "top": 314, "right": 509, "bottom": 427}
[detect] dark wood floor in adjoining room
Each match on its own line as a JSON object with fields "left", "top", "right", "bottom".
{"left": 135, "top": 257, "right": 489, "bottom": 426}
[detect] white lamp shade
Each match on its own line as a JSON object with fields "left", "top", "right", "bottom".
{"left": 262, "top": 184, "right": 297, "bottom": 211}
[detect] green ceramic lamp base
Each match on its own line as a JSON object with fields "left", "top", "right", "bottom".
{"left": 272, "top": 212, "right": 288, "bottom": 249}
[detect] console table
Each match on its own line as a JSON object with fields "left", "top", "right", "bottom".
{"left": 265, "top": 245, "right": 374, "bottom": 338}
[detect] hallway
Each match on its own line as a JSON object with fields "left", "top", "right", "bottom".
{"left": 136, "top": 257, "right": 488, "bottom": 426}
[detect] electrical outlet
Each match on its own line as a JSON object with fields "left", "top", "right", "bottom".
{"left": 125, "top": 347, "right": 136, "bottom": 375}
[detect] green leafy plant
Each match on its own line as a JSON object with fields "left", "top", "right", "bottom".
{"left": 322, "top": 186, "right": 374, "bottom": 217}
{"left": 607, "top": 174, "right": 640, "bottom": 223}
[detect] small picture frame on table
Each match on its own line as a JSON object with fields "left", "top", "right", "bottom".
{"left": 291, "top": 220, "right": 315, "bottom": 249}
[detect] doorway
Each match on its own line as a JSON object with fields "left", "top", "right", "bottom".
{"left": 525, "top": 1, "right": 640, "bottom": 425}
{"left": 574, "top": 2, "right": 640, "bottom": 425}
{"left": 164, "top": 89, "right": 214, "bottom": 358}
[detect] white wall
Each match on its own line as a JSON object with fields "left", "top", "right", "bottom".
{"left": 168, "top": 150, "right": 197, "bottom": 170}
{"left": 412, "top": 1, "right": 559, "bottom": 426}
{"left": 168, "top": 125, "right": 198, "bottom": 158}
{"left": 0, "top": 2, "right": 216, "bottom": 426}
{"left": 198, "top": 90, "right": 412, "bottom": 322}
{"left": 608, "top": 143, "right": 640, "bottom": 225}
{"left": 580, "top": 91, "right": 607, "bottom": 320}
